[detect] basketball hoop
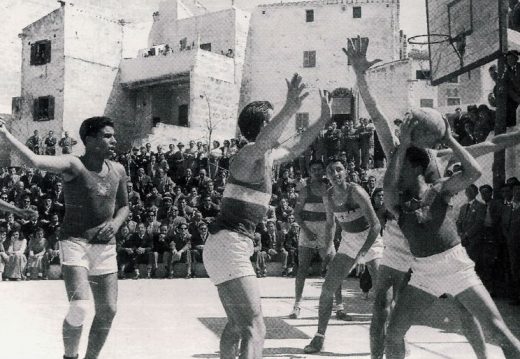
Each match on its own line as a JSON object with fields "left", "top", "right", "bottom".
{"left": 408, "top": 33, "right": 466, "bottom": 69}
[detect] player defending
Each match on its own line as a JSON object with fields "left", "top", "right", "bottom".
{"left": 383, "top": 119, "right": 520, "bottom": 359}
{"left": 345, "top": 35, "right": 520, "bottom": 359}
{"left": 290, "top": 159, "right": 342, "bottom": 319}
{"left": 203, "top": 74, "right": 332, "bottom": 359}
{"left": 304, "top": 159, "right": 382, "bottom": 354}
{"left": 0, "top": 116, "right": 129, "bottom": 359}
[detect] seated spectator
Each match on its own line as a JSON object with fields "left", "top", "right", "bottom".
{"left": 4, "top": 229, "right": 27, "bottom": 280}
{"left": 0, "top": 226, "right": 8, "bottom": 280}
{"left": 145, "top": 186, "right": 163, "bottom": 208}
{"left": 167, "top": 223, "right": 192, "bottom": 279}
{"left": 4, "top": 213, "right": 22, "bottom": 234}
{"left": 134, "top": 167, "right": 152, "bottom": 196}
{"left": 195, "top": 168, "right": 212, "bottom": 191}
{"left": 177, "top": 197, "right": 194, "bottom": 220}
{"left": 151, "top": 224, "right": 171, "bottom": 278}
{"left": 186, "top": 187, "right": 201, "bottom": 208}
{"left": 26, "top": 227, "right": 47, "bottom": 280}
{"left": 188, "top": 210, "right": 205, "bottom": 236}
{"left": 213, "top": 169, "right": 228, "bottom": 193}
{"left": 283, "top": 222, "right": 300, "bottom": 276}
{"left": 275, "top": 198, "right": 294, "bottom": 227}
{"left": 127, "top": 181, "right": 142, "bottom": 208}
{"left": 172, "top": 185, "right": 186, "bottom": 206}
{"left": 198, "top": 196, "right": 220, "bottom": 222}
{"left": 164, "top": 208, "right": 187, "bottom": 235}
{"left": 157, "top": 194, "right": 175, "bottom": 222}
{"left": 251, "top": 232, "right": 265, "bottom": 278}
{"left": 143, "top": 208, "right": 161, "bottom": 237}
{"left": 274, "top": 169, "right": 294, "bottom": 197}
{"left": 202, "top": 181, "right": 222, "bottom": 204}
{"left": 259, "top": 220, "right": 288, "bottom": 275}
{"left": 45, "top": 224, "right": 61, "bottom": 269}
{"left": 120, "top": 222, "right": 153, "bottom": 279}
{"left": 116, "top": 225, "right": 132, "bottom": 279}
{"left": 39, "top": 196, "right": 56, "bottom": 224}
{"left": 178, "top": 168, "right": 197, "bottom": 190}
{"left": 190, "top": 221, "right": 208, "bottom": 266}
{"left": 152, "top": 168, "right": 174, "bottom": 194}
{"left": 284, "top": 184, "right": 299, "bottom": 209}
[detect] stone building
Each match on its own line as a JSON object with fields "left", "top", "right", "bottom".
{"left": 12, "top": 0, "right": 401, "bottom": 153}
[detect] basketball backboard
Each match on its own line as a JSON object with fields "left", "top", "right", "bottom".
{"left": 425, "top": 0, "right": 508, "bottom": 85}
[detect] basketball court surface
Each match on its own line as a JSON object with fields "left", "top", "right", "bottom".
{"left": 1, "top": 277, "right": 519, "bottom": 359}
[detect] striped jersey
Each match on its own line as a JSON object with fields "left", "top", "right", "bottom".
{"left": 328, "top": 184, "right": 369, "bottom": 233}
{"left": 300, "top": 184, "right": 327, "bottom": 222}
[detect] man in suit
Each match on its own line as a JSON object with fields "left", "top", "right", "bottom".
{"left": 456, "top": 184, "right": 486, "bottom": 262}
{"left": 502, "top": 182, "right": 520, "bottom": 305}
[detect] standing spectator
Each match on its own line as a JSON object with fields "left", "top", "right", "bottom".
{"left": 285, "top": 184, "right": 299, "bottom": 209}
{"left": 209, "top": 140, "right": 222, "bottom": 178}
{"left": 172, "top": 142, "right": 186, "bottom": 181}
{"left": 342, "top": 119, "right": 360, "bottom": 168}
{"left": 58, "top": 131, "right": 78, "bottom": 154}
{"left": 502, "top": 182, "right": 520, "bottom": 305}
{"left": 26, "top": 130, "right": 42, "bottom": 154}
{"left": 456, "top": 184, "right": 486, "bottom": 262}
{"left": 283, "top": 222, "right": 300, "bottom": 276}
{"left": 358, "top": 117, "right": 374, "bottom": 169}
{"left": 167, "top": 223, "right": 192, "bottom": 279}
{"left": 4, "top": 229, "right": 27, "bottom": 280}
{"left": 220, "top": 140, "right": 232, "bottom": 171}
{"left": 504, "top": 50, "right": 520, "bottom": 128}
{"left": 459, "top": 121, "right": 476, "bottom": 146}
{"left": 364, "top": 175, "right": 377, "bottom": 198}
{"left": 510, "top": 0, "right": 520, "bottom": 32}
{"left": 44, "top": 130, "right": 58, "bottom": 155}
{"left": 26, "top": 227, "right": 47, "bottom": 279}
{"left": 324, "top": 121, "right": 342, "bottom": 159}
{"left": 184, "top": 140, "right": 198, "bottom": 173}
{"left": 475, "top": 105, "right": 495, "bottom": 142}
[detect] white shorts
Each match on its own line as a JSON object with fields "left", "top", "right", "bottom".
{"left": 337, "top": 230, "right": 384, "bottom": 263}
{"left": 380, "top": 221, "right": 414, "bottom": 272}
{"left": 203, "top": 229, "right": 255, "bottom": 286}
{"left": 299, "top": 222, "right": 332, "bottom": 249}
{"left": 408, "top": 244, "right": 483, "bottom": 297}
{"left": 59, "top": 239, "right": 117, "bottom": 276}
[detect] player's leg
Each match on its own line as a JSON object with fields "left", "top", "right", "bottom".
{"left": 218, "top": 289, "right": 241, "bottom": 359}
{"left": 319, "top": 246, "right": 343, "bottom": 310}
{"left": 455, "top": 284, "right": 520, "bottom": 358}
{"left": 452, "top": 297, "right": 488, "bottom": 359}
{"left": 385, "top": 285, "right": 437, "bottom": 359}
{"left": 85, "top": 272, "right": 118, "bottom": 359}
{"left": 292, "top": 246, "right": 314, "bottom": 318}
{"left": 217, "top": 276, "right": 266, "bottom": 359}
{"left": 304, "top": 253, "right": 354, "bottom": 353}
{"left": 370, "top": 265, "right": 407, "bottom": 359}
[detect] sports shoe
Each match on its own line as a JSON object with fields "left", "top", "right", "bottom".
{"left": 304, "top": 335, "right": 324, "bottom": 354}
{"left": 336, "top": 310, "right": 353, "bottom": 321}
{"left": 289, "top": 306, "right": 300, "bottom": 319}
{"left": 282, "top": 268, "right": 288, "bottom": 277}
{"left": 132, "top": 270, "right": 140, "bottom": 280}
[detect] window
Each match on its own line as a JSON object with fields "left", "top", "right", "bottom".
{"left": 303, "top": 51, "right": 316, "bottom": 68}
{"left": 12, "top": 97, "right": 22, "bottom": 116}
{"left": 447, "top": 98, "right": 461, "bottom": 106}
{"left": 33, "top": 96, "right": 55, "bottom": 121}
{"left": 296, "top": 113, "right": 309, "bottom": 132}
{"left": 200, "top": 43, "right": 212, "bottom": 51}
{"left": 353, "top": 6, "right": 362, "bottom": 18}
{"left": 447, "top": 76, "right": 459, "bottom": 83}
{"left": 179, "top": 38, "right": 187, "bottom": 51}
{"left": 30, "top": 40, "right": 51, "bottom": 66}
{"left": 306, "top": 9, "right": 314, "bottom": 22}
{"left": 416, "top": 70, "right": 431, "bottom": 80}
{"left": 420, "top": 99, "right": 434, "bottom": 108}
{"left": 178, "top": 104, "right": 189, "bottom": 127}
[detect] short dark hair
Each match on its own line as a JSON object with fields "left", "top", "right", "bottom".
{"left": 238, "top": 101, "right": 273, "bottom": 142}
{"left": 467, "top": 184, "right": 479, "bottom": 195}
{"left": 405, "top": 147, "right": 430, "bottom": 173}
{"left": 479, "top": 184, "right": 493, "bottom": 193}
{"left": 79, "top": 117, "right": 115, "bottom": 145}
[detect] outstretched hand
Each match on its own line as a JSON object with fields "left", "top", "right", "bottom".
{"left": 319, "top": 89, "right": 332, "bottom": 121}
{"left": 342, "top": 36, "right": 382, "bottom": 74}
{"left": 284, "top": 73, "right": 309, "bottom": 113}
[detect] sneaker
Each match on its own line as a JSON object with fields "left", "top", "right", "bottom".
{"left": 133, "top": 270, "right": 140, "bottom": 280}
{"left": 304, "top": 335, "right": 324, "bottom": 354}
{"left": 336, "top": 310, "right": 353, "bottom": 321}
{"left": 289, "top": 306, "right": 300, "bottom": 319}
{"left": 282, "top": 268, "right": 288, "bottom": 277}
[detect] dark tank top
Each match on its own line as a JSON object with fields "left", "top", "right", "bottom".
{"left": 210, "top": 156, "right": 272, "bottom": 239}
{"left": 398, "top": 186, "right": 460, "bottom": 257}
{"left": 328, "top": 184, "right": 369, "bottom": 233}
{"left": 301, "top": 184, "right": 327, "bottom": 222}
{"left": 61, "top": 159, "right": 122, "bottom": 242}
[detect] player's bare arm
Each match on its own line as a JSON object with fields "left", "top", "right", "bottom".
{"left": 343, "top": 36, "right": 398, "bottom": 157}
{"left": 272, "top": 89, "right": 332, "bottom": 164}
{"left": 0, "top": 199, "right": 38, "bottom": 219}
{"left": 323, "top": 195, "right": 336, "bottom": 249}
{"left": 0, "top": 118, "right": 82, "bottom": 181}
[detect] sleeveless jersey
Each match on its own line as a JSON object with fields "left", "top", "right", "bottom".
{"left": 210, "top": 156, "right": 272, "bottom": 239}
{"left": 328, "top": 184, "right": 369, "bottom": 233}
{"left": 398, "top": 186, "right": 459, "bottom": 257}
{"left": 61, "top": 159, "right": 123, "bottom": 242}
{"left": 301, "top": 185, "right": 327, "bottom": 222}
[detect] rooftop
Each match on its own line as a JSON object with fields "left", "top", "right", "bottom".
{"left": 258, "top": 0, "right": 399, "bottom": 7}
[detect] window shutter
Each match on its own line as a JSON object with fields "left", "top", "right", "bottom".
{"left": 45, "top": 41, "right": 51, "bottom": 63}
{"left": 48, "top": 96, "right": 55, "bottom": 120}
{"left": 33, "top": 99, "right": 40, "bottom": 121}
{"left": 30, "top": 44, "right": 37, "bottom": 65}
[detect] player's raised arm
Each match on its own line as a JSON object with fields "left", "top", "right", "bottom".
{"left": 253, "top": 73, "right": 309, "bottom": 155}
{"left": 0, "top": 118, "right": 81, "bottom": 179}
{"left": 343, "top": 36, "right": 398, "bottom": 157}
{"left": 272, "top": 89, "right": 332, "bottom": 163}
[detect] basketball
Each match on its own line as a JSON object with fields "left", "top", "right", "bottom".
{"left": 409, "top": 108, "right": 447, "bottom": 148}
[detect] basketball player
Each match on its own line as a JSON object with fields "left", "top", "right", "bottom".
{"left": 290, "top": 159, "right": 342, "bottom": 319}
{"left": 345, "top": 36, "right": 520, "bottom": 359}
{"left": 383, "top": 118, "right": 520, "bottom": 359}
{"left": 203, "top": 74, "right": 332, "bottom": 359}
{"left": 304, "top": 159, "right": 382, "bottom": 353}
{"left": 0, "top": 116, "right": 129, "bottom": 359}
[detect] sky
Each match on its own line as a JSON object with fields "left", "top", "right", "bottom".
{"left": 0, "top": 0, "right": 427, "bottom": 113}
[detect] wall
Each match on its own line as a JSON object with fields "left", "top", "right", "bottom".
{"left": 409, "top": 58, "right": 438, "bottom": 109}
{"left": 61, "top": 5, "right": 124, "bottom": 154}
{"left": 11, "top": 7, "right": 65, "bottom": 151}
{"left": 243, "top": 1, "right": 399, "bottom": 143}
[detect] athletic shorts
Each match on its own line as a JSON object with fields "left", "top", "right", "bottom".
{"left": 380, "top": 221, "right": 414, "bottom": 272}
{"left": 408, "top": 244, "right": 483, "bottom": 297}
{"left": 203, "top": 229, "right": 255, "bottom": 286}
{"left": 59, "top": 238, "right": 117, "bottom": 276}
{"left": 299, "top": 221, "right": 332, "bottom": 249}
{"left": 337, "top": 230, "right": 384, "bottom": 263}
